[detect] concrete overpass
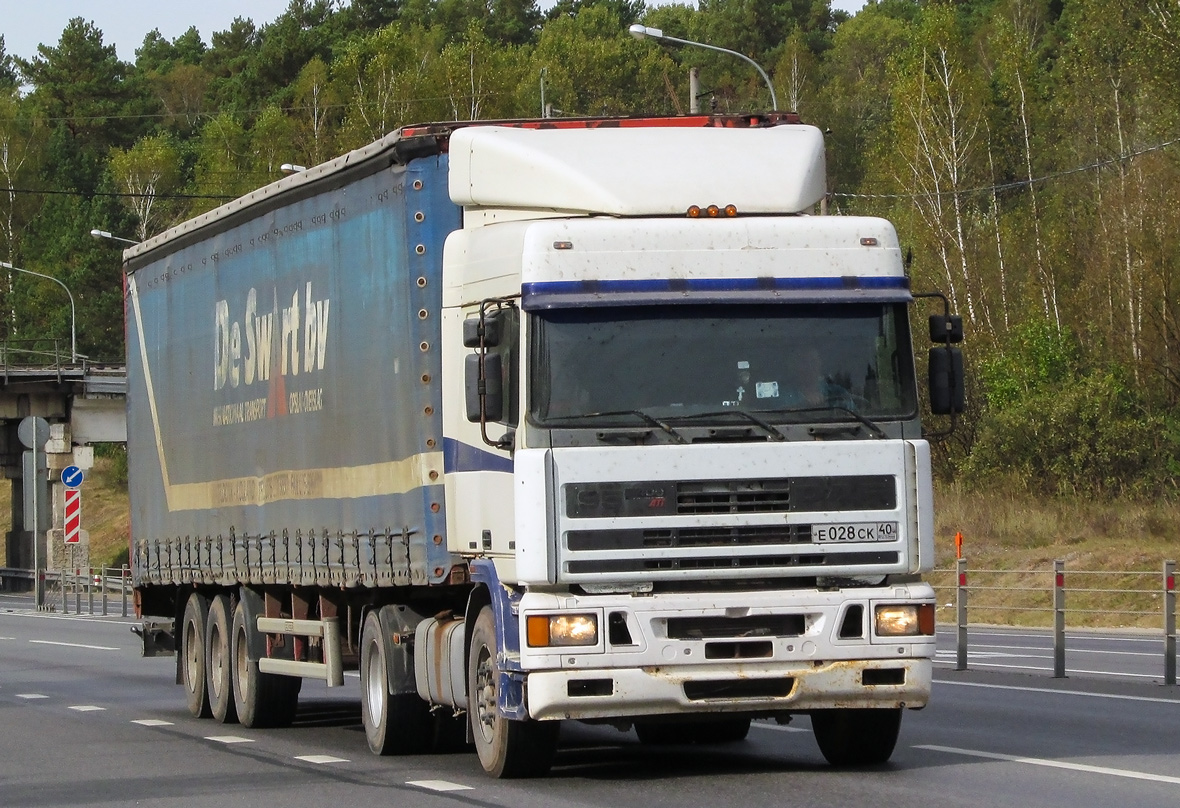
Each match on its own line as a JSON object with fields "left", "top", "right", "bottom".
{"left": 0, "top": 346, "right": 126, "bottom": 575}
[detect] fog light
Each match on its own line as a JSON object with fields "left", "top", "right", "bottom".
{"left": 526, "top": 614, "right": 598, "bottom": 647}
{"left": 875, "top": 604, "right": 935, "bottom": 636}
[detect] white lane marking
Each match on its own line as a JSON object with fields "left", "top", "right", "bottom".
{"left": 752, "top": 722, "right": 807, "bottom": 733}
{"left": 16, "top": 693, "right": 48, "bottom": 699}
{"left": 296, "top": 755, "right": 349, "bottom": 764}
{"left": 916, "top": 744, "right": 1180, "bottom": 786}
{"left": 29, "top": 640, "right": 119, "bottom": 651}
{"left": 0, "top": 636, "right": 16, "bottom": 640}
{"left": 0, "top": 611, "right": 139, "bottom": 626}
{"left": 206, "top": 735, "right": 255, "bottom": 744}
{"left": 944, "top": 643, "right": 1158, "bottom": 659}
{"left": 132, "top": 719, "right": 174, "bottom": 726}
{"left": 407, "top": 780, "right": 473, "bottom": 792}
{"left": 934, "top": 678, "right": 1180, "bottom": 705}
{"left": 936, "top": 630, "right": 1161, "bottom": 645}
{"left": 935, "top": 660, "right": 1165, "bottom": 680}
{"left": 68, "top": 705, "right": 106, "bottom": 712}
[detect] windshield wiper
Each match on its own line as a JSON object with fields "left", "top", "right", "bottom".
{"left": 544, "top": 409, "right": 687, "bottom": 443}
{"left": 665, "top": 409, "right": 786, "bottom": 441}
{"left": 771, "top": 405, "right": 887, "bottom": 440}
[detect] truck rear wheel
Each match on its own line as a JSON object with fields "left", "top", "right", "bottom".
{"left": 231, "top": 599, "right": 301, "bottom": 728}
{"left": 206, "top": 594, "right": 238, "bottom": 724}
{"left": 810, "top": 707, "right": 902, "bottom": 766}
{"left": 468, "top": 606, "right": 558, "bottom": 778}
{"left": 634, "top": 717, "right": 751, "bottom": 745}
{"left": 181, "top": 592, "right": 212, "bottom": 718}
{"left": 360, "top": 609, "right": 432, "bottom": 754}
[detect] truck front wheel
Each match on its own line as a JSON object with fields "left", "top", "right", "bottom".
{"left": 205, "top": 594, "right": 238, "bottom": 724}
{"left": 181, "top": 592, "right": 211, "bottom": 718}
{"left": 810, "top": 707, "right": 902, "bottom": 766}
{"left": 468, "top": 606, "right": 558, "bottom": 778}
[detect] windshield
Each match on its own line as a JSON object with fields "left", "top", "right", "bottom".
{"left": 529, "top": 303, "right": 916, "bottom": 425}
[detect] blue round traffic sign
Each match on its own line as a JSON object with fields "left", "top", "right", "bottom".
{"left": 61, "top": 465, "right": 85, "bottom": 488}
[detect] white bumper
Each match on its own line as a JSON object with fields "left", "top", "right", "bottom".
{"left": 527, "top": 657, "right": 932, "bottom": 720}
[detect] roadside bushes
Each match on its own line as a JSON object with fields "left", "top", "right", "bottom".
{"left": 960, "top": 320, "right": 1179, "bottom": 498}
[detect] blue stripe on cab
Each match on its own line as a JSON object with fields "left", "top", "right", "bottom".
{"left": 444, "top": 438, "right": 515, "bottom": 474}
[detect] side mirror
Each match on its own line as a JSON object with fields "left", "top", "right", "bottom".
{"left": 928, "top": 347, "right": 965, "bottom": 414}
{"left": 929, "top": 314, "right": 964, "bottom": 344}
{"left": 463, "top": 312, "right": 503, "bottom": 348}
{"left": 465, "top": 353, "right": 503, "bottom": 423}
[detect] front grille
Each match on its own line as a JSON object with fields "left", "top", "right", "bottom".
{"left": 561, "top": 474, "right": 900, "bottom": 581}
{"left": 567, "top": 525, "right": 812, "bottom": 551}
{"left": 677, "top": 480, "right": 791, "bottom": 513}
{"left": 683, "top": 678, "right": 795, "bottom": 701}
{"left": 565, "top": 475, "right": 895, "bottom": 518}
{"left": 566, "top": 551, "right": 898, "bottom": 575}
{"left": 667, "top": 615, "right": 805, "bottom": 639}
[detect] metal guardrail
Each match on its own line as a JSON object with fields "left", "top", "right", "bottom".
{"left": 0, "top": 565, "right": 131, "bottom": 618}
{"left": 933, "top": 558, "right": 1177, "bottom": 685}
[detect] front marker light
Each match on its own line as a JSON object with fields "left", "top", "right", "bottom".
{"left": 875, "top": 604, "right": 935, "bottom": 636}
{"left": 526, "top": 614, "right": 599, "bottom": 647}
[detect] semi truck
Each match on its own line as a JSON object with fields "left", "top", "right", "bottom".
{"left": 126, "top": 112, "right": 963, "bottom": 778}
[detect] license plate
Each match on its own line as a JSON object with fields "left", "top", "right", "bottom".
{"left": 813, "top": 521, "right": 898, "bottom": 543}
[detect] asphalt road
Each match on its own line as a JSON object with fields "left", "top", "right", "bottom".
{"left": 2, "top": 599, "right": 1179, "bottom": 808}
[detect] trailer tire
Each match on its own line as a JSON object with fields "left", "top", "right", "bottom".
{"left": 810, "top": 708, "right": 901, "bottom": 766}
{"left": 231, "top": 600, "right": 301, "bottom": 728}
{"left": 468, "top": 606, "right": 558, "bottom": 778}
{"left": 634, "top": 717, "right": 751, "bottom": 745}
{"left": 181, "top": 592, "right": 212, "bottom": 718}
{"left": 360, "top": 610, "right": 432, "bottom": 755}
{"left": 206, "top": 594, "right": 238, "bottom": 724}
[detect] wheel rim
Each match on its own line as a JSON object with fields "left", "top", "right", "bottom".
{"left": 473, "top": 643, "right": 496, "bottom": 744}
{"left": 234, "top": 625, "right": 248, "bottom": 699}
{"left": 184, "top": 619, "right": 200, "bottom": 691}
{"left": 209, "top": 624, "right": 224, "bottom": 698}
{"left": 364, "top": 637, "right": 384, "bottom": 727}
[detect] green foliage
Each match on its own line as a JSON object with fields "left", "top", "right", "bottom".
{"left": 965, "top": 367, "right": 1178, "bottom": 497}
{"left": 977, "top": 318, "right": 1078, "bottom": 410}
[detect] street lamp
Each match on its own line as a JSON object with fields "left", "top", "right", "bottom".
{"left": 0, "top": 261, "right": 77, "bottom": 364}
{"left": 628, "top": 24, "right": 778, "bottom": 111}
{"left": 89, "top": 229, "right": 139, "bottom": 246}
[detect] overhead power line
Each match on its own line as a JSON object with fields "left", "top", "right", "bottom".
{"left": 833, "top": 135, "right": 1180, "bottom": 200}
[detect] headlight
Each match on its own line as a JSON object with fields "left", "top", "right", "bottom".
{"left": 874, "top": 604, "right": 935, "bottom": 636}
{"left": 526, "top": 614, "right": 599, "bottom": 647}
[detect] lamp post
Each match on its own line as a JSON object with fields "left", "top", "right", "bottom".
{"left": 89, "top": 229, "right": 139, "bottom": 246}
{"left": 0, "top": 261, "right": 77, "bottom": 364}
{"left": 628, "top": 24, "right": 778, "bottom": 111}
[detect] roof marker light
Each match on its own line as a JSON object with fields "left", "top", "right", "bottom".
{"left": 553, "top": 241, "right": 574, "bottom": 250}
{"left": 861, "top": 237, "right": 879, "bottom": 247}
{"left": 687, "top": 205, "right": 702, "bottom": 218}
{"left": 706, "top": 204, "right": 720, "bottom": 217}
{"left": 724, "top": 204, "right": 738, "bottom": 217}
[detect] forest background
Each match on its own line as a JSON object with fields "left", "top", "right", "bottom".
{"left": 1, "top": 0, "right": 1180, "bottom": 535}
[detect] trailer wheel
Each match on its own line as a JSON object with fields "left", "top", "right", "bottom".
{"left": 231, "top": 599, "right": 301, "bottom": 728}
{"left": 360, "top": 610, "right": 432, "bottom": 754}
{"left": 206, "top": 594, "right": 238, "bottom": 724}
{"left": 634, "top": 717, "right": 751, "bottom": 745}
{"left": 810, "top": 708, "right": 901, "bottom": 766}
{"left": 468, "top": 606, "right": 558, "bottom": 778}
{"left": 181, "top": 592, "right": 212, "bottom": 718}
